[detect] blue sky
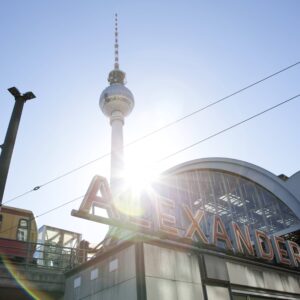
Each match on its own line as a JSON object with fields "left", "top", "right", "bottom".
{"left": 0, "top": 1, "right": 299, "bottom": 243}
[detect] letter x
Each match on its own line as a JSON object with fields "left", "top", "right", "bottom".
{"left": 183, "top": 205, "right": 208, "bottom": 244}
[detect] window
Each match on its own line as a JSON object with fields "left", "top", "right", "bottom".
{"left": 90, "top": 268, "right": 98, "bottom": 280}
{"left": 109, "top": 259, "right": 118, "bottom": 272}
{"left": 155, "top": 170, "right": 300, "bottom": 235}
{"left": 17, "top": 219, "right": 28, "bottom": 241}
{"left": 233, "top": 295, "right": 293, "bottom": 300}
{"left": 206, "top": 286, "right": 230, "bottom": 300}
{"left": 74, "top": 276, "right": 81, "bottom": 288}
{"left": 232, "top": 296, "right": 247, "bottom": 300}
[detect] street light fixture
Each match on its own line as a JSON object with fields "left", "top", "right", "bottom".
{"left": 7, "top": 87, "right": 21, "bottom": 98}
{"left": 8, "top": 87, "right": 36, "bottom": 101}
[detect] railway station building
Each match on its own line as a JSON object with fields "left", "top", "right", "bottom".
{"left": 65, "top": 157, "right": 300, "bottom": 300}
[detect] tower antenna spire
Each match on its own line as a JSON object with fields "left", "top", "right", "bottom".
{"left": 114, "top": 13, "right": 119, "bottom": 70}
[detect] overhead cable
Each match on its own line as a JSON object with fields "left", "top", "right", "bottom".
{"left": 1, "top": 93, "right": 299, "bottom": 234}
{"left": 3, "top": 61, "right": 300, "bottom": 205}
{"left": 156, "top": 94, "right": 300, "bottom": 163}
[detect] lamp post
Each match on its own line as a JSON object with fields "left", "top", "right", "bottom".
{"left": 0, "top": 87, "right": 36, "bottom": 207}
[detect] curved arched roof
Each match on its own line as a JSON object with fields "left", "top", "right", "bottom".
{"left": 287, "top": 171, "right": 300, "bottom": 200}
{"left": 163, "top": 157, "right": 300, "bottom": 221}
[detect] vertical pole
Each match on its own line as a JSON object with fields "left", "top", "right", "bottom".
{"left": 135, "top": 242, "right": 147, "bottom": 300}
{"left": 25, "top": 217, "right": 32, "bottom": 269}
{"left": 198, "top": 254, "right": 209, "bottom": 300}
{"left": 0, "top": 98, "right": 25, "bottom": 206}
{"left": 0, "top": 88, "right": 35, "bottom": 207}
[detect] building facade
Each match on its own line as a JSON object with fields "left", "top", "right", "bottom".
{"left": 65, "top": 157, "right": 300, "bottom": 300}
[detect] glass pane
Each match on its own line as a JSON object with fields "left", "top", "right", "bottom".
{"left": 155, "top": 170, "right": 300, "bottom": 235}
{"left": 17, "top": 228, "right": 28, "bottom": 241}
{"left": 20, "top": 219, "right": 28, "bottom": 228}
{"left": 206, "top": 286, "right": 230, "bottom": 300}
{"left": 232, "top": 296, "right": 247, "bottom": 300}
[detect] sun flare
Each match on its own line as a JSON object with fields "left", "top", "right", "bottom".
{"left": 123, "top": 166, "right": 157, "bottom": 194}
{"left": 111, "top": 162, "right": 160, "bottom": 217}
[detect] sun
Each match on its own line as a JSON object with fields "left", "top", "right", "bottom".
{"left": 123, "top": 164, "right": 158, "bottom": 195}
{"left": 111, "top": 158, "right": 160, "bottom": 218}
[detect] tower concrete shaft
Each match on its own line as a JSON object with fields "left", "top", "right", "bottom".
{"left": 110, "top": 111, "right": 124, "bottom": 191}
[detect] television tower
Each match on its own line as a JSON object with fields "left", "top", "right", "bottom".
{"left": 99, "top": 14, "right": 134, "bottom": 194}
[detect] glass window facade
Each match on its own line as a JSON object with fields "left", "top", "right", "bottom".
{"left": 153, "top": 170, "right": 300, "bottom": 236}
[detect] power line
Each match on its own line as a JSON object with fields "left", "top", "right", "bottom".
{"left": 36, "top": 195, "right": 84, "bottom": 218}
{"left": 129, "top": 61, "right": 300, "bottom": 144}
{"left": 0, "top": 195, "right": 84, "bottom": 236}
{"left": 3, "top": 61, "right": 300, "bottom": 205}
{"left": 1, "top": 93, "right": 299, "bottom": 235}
{"left": 156, "top": 94, "right": 300, "bottom": 163}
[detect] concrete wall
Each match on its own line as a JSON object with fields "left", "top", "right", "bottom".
{"left": 63, "top": 241, "right": 300, "bottom": 300}
{"left": 143, "top": 243, "right": 204, "bottom": 300}
{"left": 64, "top": 245, "right": 136, "bottom": 300}
{"left": 226, "top": 261, "right": 300, "bottom": 294}
{"left": 0, "top": 263, "right": 65, "bottom": 299}
{"left": 204, "top": 254, "right": 300, "bottom": 298}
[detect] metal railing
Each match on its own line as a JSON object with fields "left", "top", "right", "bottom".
{"left": 34, "top": 242, "right": 78, "bottom": 270}
{"left": 0, "top": 240, "right": 79, "bottom": 271}
{"left": 0, "top": 237, "right": 111, "bottom": 272}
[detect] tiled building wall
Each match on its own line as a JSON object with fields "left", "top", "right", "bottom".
{"left": 226, "top": 261, "right": 300, "bottom": 295}
{"left": 64, "top": 242, "right": 300, "bottom": 300}
{"left": 64, "top": 245, "right": 137, "bottom": 300}
{"left": 204, "top": 254, "right": 300, "bottom": 299}
{"left": 143, "top": 243, "right": 204, "bottom": 300}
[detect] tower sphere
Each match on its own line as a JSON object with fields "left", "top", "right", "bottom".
{"left": 99, "top": 82, "right": 134, "bottom": 118}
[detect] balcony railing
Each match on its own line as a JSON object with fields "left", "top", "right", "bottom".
{"left": 0, "top": 238, "right": 107, "bottom": 271}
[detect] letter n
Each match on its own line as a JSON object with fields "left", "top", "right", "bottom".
{"left": 230, "top": 222, "right": 254, "bottom": 256}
